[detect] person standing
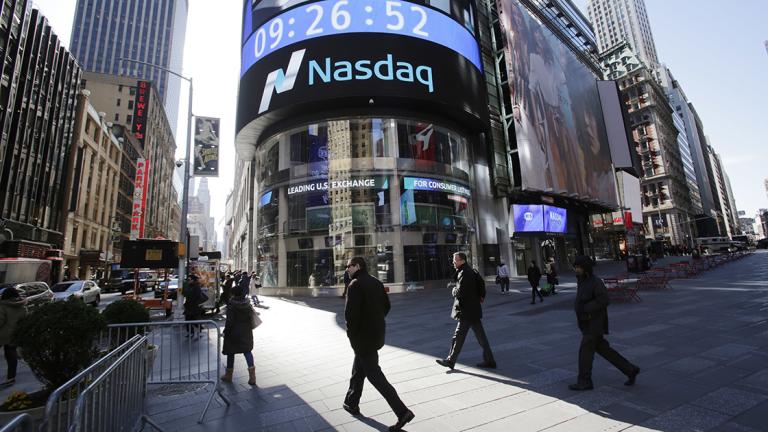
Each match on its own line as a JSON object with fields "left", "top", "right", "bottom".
{"left": 221, "top": 287, "right": 258, "bottom": 386}
{"left": 496, "top": 261, "right": 510, "bottom": 294}
{"left": 249, "top": 271, "right": 261, "bottom": 306}
{"left": 436, "top": 252, "right": 496, "bottom": 370}
{"left": 340, "top": 270, "right": 351, "bottom": 299}
{"left": 527, "top": 261, "right": 544, "bottom": 304}
{"left": 569, "top": 255, "right": 640, "bottom": 391}
{"left": 342, "top": 257, "right": 414, "bottom": 432}
{"left": 221, "top": 273, "right": 234, "bottom": 306}
{"left": 0, "top": 288, "right": 26, "bottom": 387}
{"left": 183, "top": 274, "right": 204, "bottom": 337}
{"left": 545, "top": 258, "right": 558, "bottom": 295}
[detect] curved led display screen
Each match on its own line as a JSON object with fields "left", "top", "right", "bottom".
{"left": 237, "top": 0, "right": 488, "bottom": 152}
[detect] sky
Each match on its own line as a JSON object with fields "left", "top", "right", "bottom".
{"left": 31, "top": 0, "right": 768, "bottom": 239}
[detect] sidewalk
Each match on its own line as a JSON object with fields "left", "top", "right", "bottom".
{"left": 142, "top": 251, "right": 768, "bottom": 431}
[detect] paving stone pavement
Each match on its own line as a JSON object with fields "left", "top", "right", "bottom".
{"left": 141, "top": 251, "right": 768, "bottom": 432}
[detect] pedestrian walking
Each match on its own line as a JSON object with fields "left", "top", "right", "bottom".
{"left": 527, "top": 261, "right": 544, "bottom": 304}
{"left": 342, "top": 257, "right": 414, "bottom": 431}
{"left": 249, "top": 271, "right": 261, "bottom": 306}
{"left": 0, "top": 288, "right": 26, "bottom": 388}
{"left": 221, "top": 285, "right": 258, "bottom": 386}
{"left": 436, "top": 252, "right": 496, "bottom": 370}
{"left": 545, "top": 257, "right": 558, "bottom": 295}
{"left": 496, "top": 261, "right": 510, "bottom": 294}
{"left": 569, "top": 255, "right": 640, "bottom": 391}
{"left": 183, "top": 274, "right": 205, "bottom": 337}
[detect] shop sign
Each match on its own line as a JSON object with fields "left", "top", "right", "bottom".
{"left": 130, "top": 158, "right": 150, "bottom": 240}
{"left": 131, "top": 81, "right": 150, "bottom": 148}
{"left": 404, "top": 177, "right": 470, "bottom": 196}
{"left": 286, "top": 177, "right": 383, "bottom": 195}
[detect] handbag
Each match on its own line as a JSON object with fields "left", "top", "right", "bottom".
{"left": 251, "top": 310, "right": 263, "bottom": 329}
{"left": 495, "top": 276, "right": 502, "bottom": 284}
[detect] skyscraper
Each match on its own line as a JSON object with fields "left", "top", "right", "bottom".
{"left": 69, "top": 0, "right": 188, "bottom": 135}
{"left": 587, "top": 0, "right": 660, "bottom": 68}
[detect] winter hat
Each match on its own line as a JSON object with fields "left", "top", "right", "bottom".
{"left": 573, "top": 255, "right": 594, "bottom": 273}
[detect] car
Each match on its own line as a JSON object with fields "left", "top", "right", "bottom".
{"left": 118, "top": 271, "right": 159, "bottom": 294}
{"left": 50, "top": 280, "right": 101, "bottom": 306}
{"left": 0, "top": 281, "right": 54, "bottom": 311}
{"left": 154, "top": 278, "right": 179, "bottom": 299}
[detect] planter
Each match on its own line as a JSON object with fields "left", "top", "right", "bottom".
{"left": 0, "top": 404, "right": 46, "bottom": 427}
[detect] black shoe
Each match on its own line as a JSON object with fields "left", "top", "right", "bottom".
{"left": 476, "top": 361, "right": 497, "bottom": 369}
{"left": 389, "top": 409, "right": 415, "bottom": 431}
{"left": 343, "top": 404, "right": 361, "bottom": 416}
{"left": 625, "top": 367, "right": 640, "bottom": 386}
{"left": 568, "top": 382, "right": 594, "bottom": 391}
{"left": 530, "top": 301, "right": 535, "bottom": 305}
{"left": 436, "top": 359, "right": 455, "bottom": 370}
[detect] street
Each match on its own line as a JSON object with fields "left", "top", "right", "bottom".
{"left": 130, "top": 251, "right": 768, "bottom": 431}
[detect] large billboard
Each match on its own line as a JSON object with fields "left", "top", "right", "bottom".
{"left": 513, "top": 204, "right": 567, "bottom": 233}
{"left": 193, "top": 116, "right": 220, "bottom": 177}
{"left": 497, "top": 0, "right": 617, "bottom": 206}
{"left": 237, "top": 0, "right": 488, "bottom": 151}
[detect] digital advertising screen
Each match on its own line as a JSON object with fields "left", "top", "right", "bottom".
{"left": 543, "top": 205, "right": 567, "bottom": 233}
{"left": 237, "top": 0, "right": 488, "bottom": 150}
{"left": 513, "top": 204, "right": 544, "bottom": 232}
{"left": 497, "top": 0, "right": 618, "bottom": 206}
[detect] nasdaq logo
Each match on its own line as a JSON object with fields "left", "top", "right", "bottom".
{"left": 258, "top": 49, "right": 306, "bottom": 114}
{"left": 308, "top": 54, "right": 434, "bottom": 93}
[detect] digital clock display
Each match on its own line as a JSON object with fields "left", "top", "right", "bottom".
{"left": 240, "top": 0, "right": 482, "bottom": 76}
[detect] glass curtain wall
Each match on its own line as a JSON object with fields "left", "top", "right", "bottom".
{"left": 253, "top": 117, "right": 476, "bottom": 289}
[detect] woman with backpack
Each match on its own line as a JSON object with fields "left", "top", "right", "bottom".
{"left": 221, "top": 285, "right": 259, "bottom": 386}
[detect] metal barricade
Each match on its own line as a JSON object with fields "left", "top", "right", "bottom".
{"left": 41, "top": 336, "right": 141, "bottom": 432}
{"left": 100, "top": 320, "right": 230, "bottom": 424}
{"left": 0, "top": 414, "right": 33, "bottom": 432}
{"left": 69, "top": 335, "right": 161, "bottom": 432}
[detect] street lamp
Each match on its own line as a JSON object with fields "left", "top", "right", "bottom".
{"left": 119, "top": 57, "right": 193, "bottom": 319}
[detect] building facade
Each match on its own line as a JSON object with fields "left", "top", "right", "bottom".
{"left": 600, "top": 42, "right": 695, "bottom": 246}
{"left": 0, "top": 3, "right": 81, "bottom": 262}
{"left": 586, "top": 0, "right": 659, "bottom": 68}
{"left": 82, "top": 72, "right": 178, "bottom": 241}
{"left": 232, "top": 0, "right": 631, "bottom": 293}
{"left": 69, "top": 0, "right": 188, "bottom": 135}
{"left": 61, "top": 91, "right": 122, "bottom": 280}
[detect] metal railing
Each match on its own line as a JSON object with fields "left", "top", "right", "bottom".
{"left": 41, "top": 336, "right": 141, "bottom": 432}
{"left": 100, "top": 320, "right": 230, "bottom": 424}
{"left": 0, "top": 414, "right": 33, "bottom": 432}
{"left": 69, "top": 335, "right": 161, "bottom": 432}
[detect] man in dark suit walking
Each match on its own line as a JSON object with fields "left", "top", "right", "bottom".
{"left": 436, "top": 252, "right": 496, "bottom": 370}
{"left": 343, "top": 257, "right": 415, "bottom": 431}
{"left": 569, "top": 255, "right": 640, "bottom": 390}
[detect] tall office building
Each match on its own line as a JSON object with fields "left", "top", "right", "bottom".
{"left": 69, "top": 0, "right": 188, "bottom": 135}
{"left": 586, "top": 0, "right": 660, "bottom": 68}
{"left": 0, "top": 2, "right": 81, "bottom": 261}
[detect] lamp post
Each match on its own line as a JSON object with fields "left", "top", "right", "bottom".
{"left": 119, "top": 58, "right": 193, "bottom": 319}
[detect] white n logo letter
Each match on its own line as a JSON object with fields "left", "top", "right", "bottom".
{"left": 258, "top": 49, "right": 306, "bottom": 114}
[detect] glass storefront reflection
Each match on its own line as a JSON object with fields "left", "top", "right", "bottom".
{"left": 253, "top": 117, "right": 476, "bottom": 288}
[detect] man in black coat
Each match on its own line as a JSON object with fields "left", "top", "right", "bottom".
{"left": 527, "top": 261, "right": 544, "bottom": 304}
{"left": 436, "top": 252, "right": 496, "bottom": 370}
{"left": 343, "top": 257, "right": 414, "bottom": 432}
{"left": 569, "top": 255, "right": 640, "bottom": 390}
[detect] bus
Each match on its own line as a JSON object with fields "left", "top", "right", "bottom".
{"left": 695, "top": 237, "right": 734, "bottom": 255}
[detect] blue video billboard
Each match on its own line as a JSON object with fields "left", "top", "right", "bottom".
{"left": 513, "top": 204, "right": 544, "bottom": 232}
{"left": 543, "top": 205, "right": 567, "bottom": 233}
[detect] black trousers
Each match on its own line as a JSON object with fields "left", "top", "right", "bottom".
{"left": 577, "top": 334, "right": 635, "bottom": 384}
{"left": 499, "top": 278, "right": 509, "bottom": 292}
{"left": 447, "top": 319, "right": 495, "bottom": 365}
{"left": 530, "top": 282, "right": 543, "bottom": 302}
{"left": 344, "top": 350, "right": 407, "bottom": 418}
{"left": 4, "top": 345, "right": 18, "bottom": 380}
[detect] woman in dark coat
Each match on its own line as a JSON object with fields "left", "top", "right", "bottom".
{"left": 221, "top": 286, "right": 258, "bottom": 386}
{"left": 183, "top": 274, "right": 204, "bottom": 336}
{"left": 527, "top": 261, "right": 544, "bottom": 304}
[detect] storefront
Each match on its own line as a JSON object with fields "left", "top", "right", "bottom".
{"left": 253, "top": 118, "right": 481, "bottom": 291}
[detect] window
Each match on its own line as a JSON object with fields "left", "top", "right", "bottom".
{"left": 116, "top": 98, "right": 121, "bottom": 107}
{"left": 114, "top": 113, "right": 119, "bottom": 122}
{"left": 127, "top": 114, "right": 132, "bottom": 123}
{"left": 118, "top": 84, "right": 123, "bottom": 92}
{"left": 127, "top": 100, "right": 133, "bottom": 109}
